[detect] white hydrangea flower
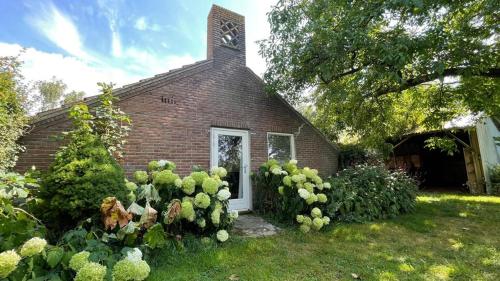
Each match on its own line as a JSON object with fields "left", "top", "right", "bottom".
{"left": 221, "top": 181, "right": 229, "bottom": 187}
{"left": 217, "top": 189, "right": 231, "bottom": 201}
{"left": 323, "top": 182, "right": 331, "bottom": 189}
{"left": 280, "top": 170, "right": 288, "bottom": 175}
{"left": 158, "top": 160, "right": 169, "bottom": 167}
{"left": 230, "top": 210, "right": 239, "bottom": 220}
{"left": 125, "top": 248, "right": 143, "bottom": 262}
{"left": 271, "top": 167, "right": 282, "bottom": 175}
{"left": 298, "top": 188, "right": 310, "bottom": 199}
{"left": 289, "top": 159, "right": 298, "bottom": 165}
{"left": 216, "top": 230, "right": 229, "bottom": 242}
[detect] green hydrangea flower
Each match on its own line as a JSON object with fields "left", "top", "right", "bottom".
{"left": 317, "top": 193, "right": 327, "bottom": 203}
{"left": 303, "top": 216, "right": 312, "bottom": 226}
{"left": 133, "top": 171, "right": 148, "bottom": 184}
{"left": 158, "top": 160, "right": 176, "bottom": 171}
{"left": 302, "top": 167, "right": 318, "bottom": 179}
{"left": 127, "top": 191, "right": 136, "bottom": 202}
{"left": 153, "top": 170, "right": 180, "bottom": 188}
{"left": 174, "top": 178, "right": 183, "bottom": 188}
{"left": 112, "top": 259, "right": 150, "bottom": 281}
{"left": 216, "top": 230, "right": 229, "bottom": 242}
{"left": 180, "top": 201, "right": 195, "bottom": 222}
{"left": 202, "top": 177, "right": 219, "bottom": 195}
{"left": 211, "top": 208, "right": 221, "bottom": 225}
{"left": 299, "top": 224, "right": 310, "bottom": 233}
{"left": 125, "top": 181, "right": 138, "bottom": 192}
{"left": 282, "top": 176, "right": 292, "bottom": 187}
{"left": 278, "top": 186, "right": 284, "bottom": 195}
{"left": 322, "top": 216, "right": 331, "bottom": 225}
{"left": 197, "top": 218, "right": 206, "bottom": 228}
{"left": 69, "top": 251, "right": 90, "bottom": 271}
{"left": 312, "top": 217, "right": 324, "bottom": 230}
{"left": 181, "top": 176, "right": 196, "bottom": 195}
{"left": 0, "top": 250, "right": 21, "bottom": 278}
{"left": 296, "top": 215, "right": 305, "bottom": 223}
{"left": 147, "top": 161, "right": 160, "bottom": 172}
{"left": 190, "top": 171, "right": 209, "bottom": 185}
{"left": 19, "top": 237, "right": 47, "bottom": 257}
{"left": 74, "top": 262, "right": 106, "bottom": 281}
{"left": 311, "top": 207, "right": 322, "bottom": 218}
{"left": 323, "top": 182, "right": 331, "bottom": 189}
{"left": 265, "top": 159, "right": 279, "bottom": 169}
{"left": 312, "top": 175, "right": 323, "bottom": 185}
{"left": 283, "top": 161, "right": 298, "bottom": 174}
{"left": 304, "top": 182, "right": 315, "bottom": 193}
{"left": 194, "top": 192, "right": 211, "bottom": 209}
{"left": 211, "top": 166, "right": 228, "bottom": 178}
{"left": 306, "top": 193, "right": 318, "bottom": 205}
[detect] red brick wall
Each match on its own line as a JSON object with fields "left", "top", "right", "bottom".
{"left": 16, "top": 60, "right": 338, "bottom": 178}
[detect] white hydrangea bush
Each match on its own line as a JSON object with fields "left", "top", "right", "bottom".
{"left": 254, "top": 159, "right": 331, "bottom": 233}
{"left": 128, "top": 160, "right": 236, "bottom": 243}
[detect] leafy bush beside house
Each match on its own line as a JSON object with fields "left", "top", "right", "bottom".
{"left": 39, "top": 104, "right": 129, "bottom": 231}
{"left": 325, "top": 165, "right": 418, "bottom": 222}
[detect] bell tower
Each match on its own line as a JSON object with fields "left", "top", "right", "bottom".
{"left": 206, "top": 5, "right": 246, "bottom": 66}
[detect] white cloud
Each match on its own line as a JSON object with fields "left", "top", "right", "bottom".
{"left": 134, "top": 17, "right": 147, "bottom": 30}
{"left": 0, "top": 42, "right": 196, "bottom": 99}
{"left": 26, "top": 3, "right": 92, "bottom": 60}
{"left": 134, "top": 16, "right": 161, "bottom": 31}
{"left": 111, "top": 29, "right": 122, "bottom": 57}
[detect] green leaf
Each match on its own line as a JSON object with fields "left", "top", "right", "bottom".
{"left": 143, "top": 223, "right": 167, "bottom": 249}
{"left": 46, "top": 247, "right": 64, "bottom": 268}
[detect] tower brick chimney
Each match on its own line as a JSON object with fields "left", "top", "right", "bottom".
{"left": 207, "top": 5, "right": 246, "bottom": 66}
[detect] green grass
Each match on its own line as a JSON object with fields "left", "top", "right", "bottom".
{"left": 148, "top": 193, "right": 500, "bottom": 281}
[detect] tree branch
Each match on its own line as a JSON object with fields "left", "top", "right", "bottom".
{"left": 373, "top": 67, "right": 500, "bottom": 97}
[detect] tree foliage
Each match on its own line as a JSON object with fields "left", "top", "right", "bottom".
{"left": 93, "top": 83, "right": 131, "bottom": 159}
{"left": 0, "top": 56, "right": 29, "bottom": 171}
{"left": 37, "top": 77, "right": 67, "bottom": 111}
{"left": 260, "top": 0, "right": 499, "bottom": 148}
{"left": 62, "top": 90, "right": 85, "bottom": 106}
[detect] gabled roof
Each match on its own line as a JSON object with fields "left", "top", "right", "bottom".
{"left": 30, "top": 59, "right": 338, "bottom": 151}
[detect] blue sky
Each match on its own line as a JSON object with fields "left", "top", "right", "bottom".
{"left": 0, "top": 0, "right": 274, "bottom": 95}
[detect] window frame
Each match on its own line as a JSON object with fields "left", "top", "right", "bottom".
{"left": 266, "top": 132, "right": 296, "bottom": 161}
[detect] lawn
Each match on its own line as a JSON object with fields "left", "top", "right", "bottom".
{"left": 148, "top": 193, "right": 500, "bottom": 281}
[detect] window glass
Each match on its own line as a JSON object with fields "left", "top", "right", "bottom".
{"left": 268, "top": 133, "right": 293, "bottom": 163}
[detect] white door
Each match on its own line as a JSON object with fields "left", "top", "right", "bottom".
{"left": 210, "top": 128, "right": 251, "bottom": 211}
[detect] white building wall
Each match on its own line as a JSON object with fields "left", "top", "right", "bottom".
{"left": 476, "top": 117, "right": 500, "bottom": 194}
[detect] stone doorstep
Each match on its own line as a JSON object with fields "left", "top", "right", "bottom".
{"left": 232, "top": 214, "right": 280, "bottom": 238}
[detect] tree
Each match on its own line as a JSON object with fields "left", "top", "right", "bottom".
{"left": 61, "top": 90, "right": 85, "bottom": 106}
{"left": 37, "top": 77, "right": 67, "bottom": 111}
{"left": 0, "top": 56, "right": 29, "bottom": 171}
{"left": 260, "top": 0, "right": 499, "bottom": 148}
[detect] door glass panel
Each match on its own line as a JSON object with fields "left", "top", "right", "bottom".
{"left": 218, "top": 134, "right": 243, "bottom": 199}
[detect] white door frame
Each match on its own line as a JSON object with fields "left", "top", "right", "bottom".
{"left": 210, "top": 127, "right": 251, "bottom": 211}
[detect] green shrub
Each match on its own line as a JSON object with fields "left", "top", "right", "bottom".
{"left": 325, "top": 165, "right": 417, "bottom": 222}
{"left": 338, "top": 143, "right": 381, "bottom": 169}
{"left": 39, "top": 105, "right": 128, "bottom": 230}
{"left": 253, "top": 159, "right": 331, "bottom": 232}
{"left": 0, "top": 171, "right": 45, "bottom": 251}
{"left": 490, "top": 164, "right": 500, "bottom": 194}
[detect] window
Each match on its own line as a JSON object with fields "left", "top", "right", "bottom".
{"left": 267, "top": 133, "right": 295, "bottom": 163}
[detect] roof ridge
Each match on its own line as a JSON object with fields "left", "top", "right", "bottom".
{"left": 31, "top": 59, "right": 212, "bottom": 124}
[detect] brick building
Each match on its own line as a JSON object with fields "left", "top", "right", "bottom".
{"left": 16, "top": 5, "right": 338, "bottom": 210}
